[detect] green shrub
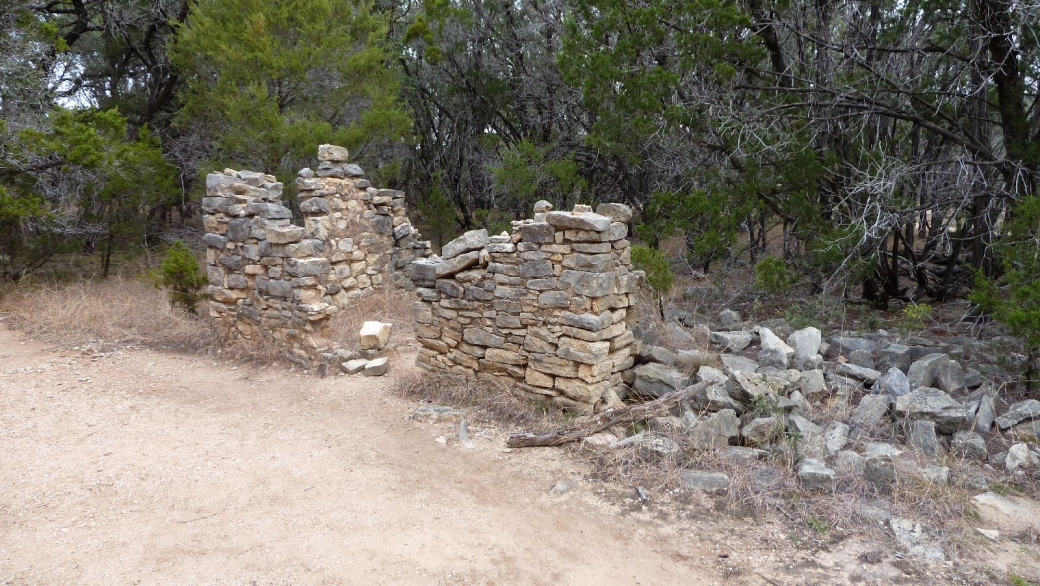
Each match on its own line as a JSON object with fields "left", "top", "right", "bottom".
{"left": 630, "top": 245, "right": 674, "bottom": 318}
{"left": 754, "top": 256, "right": 793, "bottom": 293}
{"left": 971, "top": 196, "right": 1040, "bottom": 387}
{"left": 160, "top": 241, "right": 207, "bottom": 314}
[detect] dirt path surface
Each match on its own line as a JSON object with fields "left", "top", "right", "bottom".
{"left": 0, "top": 325, "right": 734, "bottom": 585}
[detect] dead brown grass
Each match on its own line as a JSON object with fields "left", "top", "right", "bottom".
{"left": 326, "top": 279, "right": 418, "bottom": 351}
{"left": 390, "top": 368, "right": 567, "bottom": 431}
{"left": 0, "top": 276, "right": 219, "bottom": 353}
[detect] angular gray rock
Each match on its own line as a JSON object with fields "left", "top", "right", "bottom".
{"left": 693, "top": 382, "right": 744, "bottom": 413}
{"left": 824, "top": 421, "right": 850, "bottom": 454}
{"left": 630, "top": 433, "right": 681, "bottom": 457}
{"left": 641, "top": 345, "right": 678, "bottom": 366}
{"left": 851, "top": 394, "right": 891, "bottom": 428}
{"left": 341, "top": 359, "right": 368, "bottom": 374}
{"left": 787, "top": 327, "right": 822, "bottom": 363}
{"left": 741, "top": 417, "right": 780, "bottom": 446}
{"left": 545, "top": 211, "right": 611, "bottom": 231}
{"left": 720, "top": 354, "right": 759, "bottom": 375}
{"left": 317, "top": 144, "right": 350, "bottom": 161}
{"left": 862, "top": 442, "right": 903, "bottom": 458}
{"left": 798, "top": 459, "right": 835, "bottom": 490}
{"left": 680, "top": 471, "right": 731, "bottom": 495}
{"left": 798, "top": 369, "right": 827, "bottom": 399}
{"left": 876, "top": 343, "right": 912, "bottom": 372}
{"left": 849, "top": 349, "right": 875, "bottom": 369}
{"left": 893, "top": 387, "right": 970, "bottom": 434}
{"left": 864, "top": 455, "right": 896, "bottom": 489}
{"left": 995, "top": 399, "right": 1040, "bottom": 430}
{"left": 788, "top": 414, "right": 826, "bottom": 459}
{"left": 595, "top": 203, "right": 633, "bottom": 222}
{"left": 1006, "top": 443, "right": 1040, "bottom": 472}
{"left": 549, "top": 479, "right": 576, "bottom": 496}
{"left": 906, "top": 353, "right": 948, "bottom": 389}
{"left": 830, "top": 336, "right": 877, "bottom": 355}
{"left": 890, "top": 517, "right": 944, "bottom": 560}
{"left": 441, "top": 228, "right": 489, "bottom": 260}
{"left": 758, "top": 345, "right": 789, "bottom": 369}
{"left": 933, "top": 357, "right": 966, "bottom": 395}
{"left": 874, "top": 367, "right": 911, "bottom": 397}
{"left": 836, "top": 362, "right": 881, "bottom": 384}
{"left": 951, "top": 431, "right": 988, "bottom": 461}
{"left": 632, "top": 362, "right": 687, "bottom": 397}
{"left": 757, "top": 327, "right": 793, "bottom": 370}
{"left": 907, "top": 420, "right": 940, "bottom": 458}
{"left": 834, "top": 450, "right": 865, "bottom": 475}
{"left": 696, "top": 365, "right": 728, "bottom": 383}
{"left": 687, "top": 409, "right": 740, "bottom": 449}
{"left": 362, "top": 356, "right": 389, "bottom": 376}
{"left": 710, "top": 330, "right": 753, "bottom": 352}
{"left": 729, "top": 371, "right": 785, "bottom": 403}
{"left": 718, "top": 309, "right": 742, "bottom": 329}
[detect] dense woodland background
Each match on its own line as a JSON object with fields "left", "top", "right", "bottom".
{"left": 1, "top": 0, "right": 1039, "bottom": 339}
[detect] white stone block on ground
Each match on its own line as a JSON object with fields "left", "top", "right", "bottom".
{"left": 363, "top": 357, "right": 389, "bottom": 376}
{"left": 359, "top": 321, "right": 392, "bottom": 350}
{"left": 342, "top": 359, "right": 369, "bottom": 374}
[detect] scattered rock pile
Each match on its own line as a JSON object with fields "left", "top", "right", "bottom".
{"left": 340, "top": 321, "right": 393, "bottom": 376}
{"left": 202, "top": 145, "right": 432, "bottom": 365}
{"left": 614, "top": 308, "right": 1040, "bottom": 558}
{"left": 408, "top": 201, "right": 644, "bottom": 412}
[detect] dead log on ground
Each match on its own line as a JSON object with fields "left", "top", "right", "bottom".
{"left": 506, "top": 380, "right": 712, "bottom": 448}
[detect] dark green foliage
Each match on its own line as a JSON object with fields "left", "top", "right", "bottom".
{"left": 1, "top": 109, "right": 177, "bottom": 279}
{"left": 631, "top": 245, "right": 674, "bottom": 318}
{"left": 971, "top": 197, "right": 1040, "bottom": 353}
{"left": 754, "top": 256, "right": 793, "bottom": 294}
{"left": 172, "top": 0, "right": 411, "bottom": 181}
{"left": 160, "top": 241, "right": 207, "bottom": 313}
{"left": 416, "top": 176, "right": 459, "bottom": 248}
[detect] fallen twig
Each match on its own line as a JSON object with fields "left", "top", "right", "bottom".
{"left": 505, "top": 381, "right": 711, "bottom": 448}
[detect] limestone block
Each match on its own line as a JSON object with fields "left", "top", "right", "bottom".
{"left": 458, "top": 328, "right": 502, "bottom": 348}
{"left": 363, "top": 357, "right": 389, "bottom": 376}
{"left": 318, "top": 144, "right": 350, "bottom": 162}
{"left": 558, "top": 270, "right": 616, "bottom": 297}
{"left": 359, "top": 321, "right": 392, "bottom": 350}
{"left": 546, "top": 211, "right": 611, "bottom": 231}
{"left": 595, "top": 203, "right": 633, "bottom": 222}
{"left": 562, "top": 253, "right": 616, "bottom": 272}
{"left": 245, "top": 202, "right": 293, "bottom": 219}
{"left": 555, "top": 377, "right": 610, "bottom": 404}
{"left": 556, "top": 337, "right": 610, "bottom": 364}
{"left": 441, "top": 229, "right": 489, "bottom": 260}
{"left": 266, "top": 225, "right": 306, "bottom": 244}
{"left": 285, "top": 257, "right": 331, "bottom": 277}
{"left": 435, "top": 251, "right": 480, "bottom": 277}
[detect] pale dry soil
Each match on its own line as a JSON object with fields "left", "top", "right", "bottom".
{"left": 0, "top": 323, "right": 1019, "bottom": 585}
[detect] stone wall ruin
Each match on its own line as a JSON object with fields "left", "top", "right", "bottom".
{"left": 202, "top": 145, "right": 432, "bottom": 361}
{"left": 202, "top": 144, "right": 645, "bottom": 411}
{"left": 407, "top": 202, "right": 644, "bottom": 412}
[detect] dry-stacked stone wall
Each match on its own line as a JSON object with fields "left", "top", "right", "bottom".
{"left": 202, "top": 145, "right": 431, "bottom": 361}
{"left": 408, "top": 202, "right": 644, "bottom": 412}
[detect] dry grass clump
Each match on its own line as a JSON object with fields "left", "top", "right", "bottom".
{"left": 326, "top": 280, "right": 417, "bottom": 350}
{"left": 0, "top": 276, "right": 219, "bottom": 352}
{"left": 390, "top": 368, "right": 566, "bottom": 431}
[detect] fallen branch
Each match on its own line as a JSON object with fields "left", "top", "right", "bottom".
{"left": 506, "top": 380, "right": 711, "bottom": 448}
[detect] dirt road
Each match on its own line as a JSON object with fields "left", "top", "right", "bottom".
{"left": 0, "top": 325, "right": 731, "bottom": 585}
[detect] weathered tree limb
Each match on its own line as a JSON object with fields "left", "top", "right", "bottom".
{"left": 506, "top": 381, "right": 712, "bottom": 448}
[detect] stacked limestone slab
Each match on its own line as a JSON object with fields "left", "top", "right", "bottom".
{"left": 203, "top": 145, "right": 431, "bottom": 363}
{"left": 409, "top": 202, "right": 644, "bottom": 412}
